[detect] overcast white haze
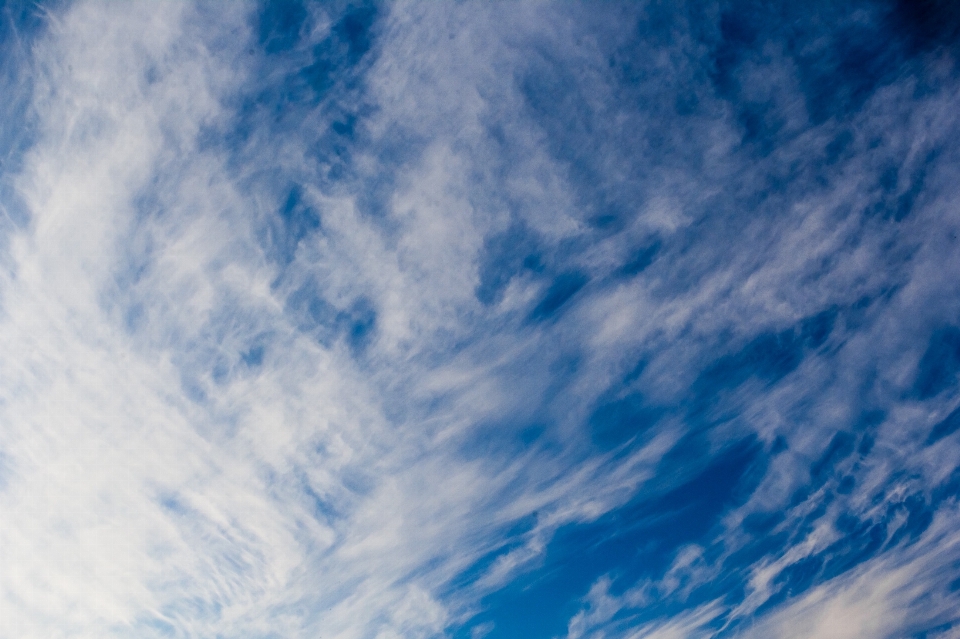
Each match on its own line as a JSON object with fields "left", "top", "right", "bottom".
{"left": 2, "top": 0, "right": 960, "bottom": 638}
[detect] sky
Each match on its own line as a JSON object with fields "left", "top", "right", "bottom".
{"left": 1, "top": 0, "right": 960, "bottom": 637}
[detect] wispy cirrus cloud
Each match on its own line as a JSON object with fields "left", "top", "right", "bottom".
{"left": 1, "top": 1, "right": 960, "bottom": 638}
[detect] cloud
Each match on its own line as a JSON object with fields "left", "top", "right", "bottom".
{"left": 0, "top": 2, "right": 680, "bottom": 636}
{"left": 2, "top": 1, "right": 960, "bottom": 638}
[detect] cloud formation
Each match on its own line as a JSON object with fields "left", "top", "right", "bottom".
{"left": 1, "top": 1, "right": 960, "bottom": 638}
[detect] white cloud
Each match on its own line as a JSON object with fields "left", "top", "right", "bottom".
{"left": 3, "top": 1, "right": 960, "bottom": 638}
{"left": 0, "top": 2, "right": 693, "bottom": 637}
{"left": 739, "top": 514, "right": 960, "bottom": 639}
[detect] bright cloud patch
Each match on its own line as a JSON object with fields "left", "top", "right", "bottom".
{"left": 1, "top": 1, "right": 960, "bottom": 638}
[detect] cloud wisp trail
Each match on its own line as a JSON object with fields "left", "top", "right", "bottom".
{"left": 1, "top": 1, "right": 960, "bottom": 638}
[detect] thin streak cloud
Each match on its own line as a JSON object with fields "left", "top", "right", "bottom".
{"left": 0, "top": 1, "right": 959, "bottom": 638}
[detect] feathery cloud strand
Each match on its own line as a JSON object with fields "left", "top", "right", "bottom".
{"left": 1, "top": 1, "right": 960, "bottom": 638}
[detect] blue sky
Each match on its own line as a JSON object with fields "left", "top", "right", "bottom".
{"left": 1, "top": 0, "right": 960, "bottom": 637}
